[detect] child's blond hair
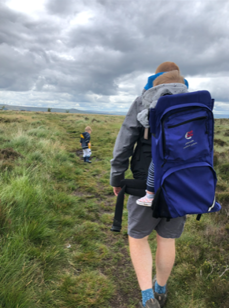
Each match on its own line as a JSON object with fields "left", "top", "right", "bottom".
{"left": 85, "top": 126, "right": 92, "bottom": 132}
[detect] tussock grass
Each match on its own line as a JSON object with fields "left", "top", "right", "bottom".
{"left": 0, "top": 112, "right": 227, "bottom": 307}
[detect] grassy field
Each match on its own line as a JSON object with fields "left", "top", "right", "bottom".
{"left": 0, "top": 110, "right": 228, "bottom": 308}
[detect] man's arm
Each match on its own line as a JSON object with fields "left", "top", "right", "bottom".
{"left": 110, "top": 96, "right": 143, "bottom": 188}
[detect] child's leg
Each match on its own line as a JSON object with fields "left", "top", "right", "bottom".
{"left": 83, "top": 149, "right": 87, "bottom": 157}
{"left": 146, "top": 160, "right": 155, "bottom": 194}
{"left": 85, "top": 148, "right": 91, "bottom": 163}
{"left": 83, "top": 149, "right": 87, "bottom": 162}
{"left": 136, "top": 161, "right": 155, "bottom": 207}
{"left": 146, "top": 190, "right": 154, "bottom": 195}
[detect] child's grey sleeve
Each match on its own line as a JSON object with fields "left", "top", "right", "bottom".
{"left": 110, "top": 96, "right": 143, "bottom": 187}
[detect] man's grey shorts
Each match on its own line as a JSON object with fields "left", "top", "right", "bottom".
{"left": 127, "top": 195, "right": 186, "bottom": 239}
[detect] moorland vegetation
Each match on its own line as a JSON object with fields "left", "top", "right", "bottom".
{"left": 0, "top": 110, "right": 228, "bottom": 307}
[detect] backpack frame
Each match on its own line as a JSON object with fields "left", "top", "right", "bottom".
{"left": 149, "top": 90, "right": 221, "bottom": 219}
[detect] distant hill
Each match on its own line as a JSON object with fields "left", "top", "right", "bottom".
{"left": 0, "top": 104, "right": 228, "bottom": 118}
{"left": 0, "top": 104, "right": 126, "bottom": 116}
{"left": 214, "top": 114, "right": 229, "bottom": 118}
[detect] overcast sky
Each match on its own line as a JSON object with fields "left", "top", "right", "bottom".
{"left": 0, "top": 0, "right": 228, "bottom": 114}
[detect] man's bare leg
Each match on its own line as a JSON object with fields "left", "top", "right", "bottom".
{"left": 155, "top": 234, "right": 175, "bottom": 287}
{"left": 129, "top": 235, "right": 152, "bottom": 290}
{"left": 129, "top": 234, "right": 176, "bottom": 290}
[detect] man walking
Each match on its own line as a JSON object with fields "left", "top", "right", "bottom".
{"left": 110, "top": 62, "right": 186, "bottom": 307}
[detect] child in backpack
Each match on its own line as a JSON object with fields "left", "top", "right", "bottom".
{"left": 136, "top": 62, "right": 189, "bottom": 206}
{"left": 80, "top": 126, "right": 92, "bottom": 163}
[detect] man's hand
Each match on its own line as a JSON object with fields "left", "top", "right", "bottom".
{"left": 113, "top": 187, "right": 122, "bottom": 196}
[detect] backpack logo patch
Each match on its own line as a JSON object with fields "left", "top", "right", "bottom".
{"left": 185, "top": 130, "right": 193, "bottom": 139}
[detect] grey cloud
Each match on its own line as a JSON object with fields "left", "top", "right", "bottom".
{"left": 66, "top": 0, "right": 229, "bottom": 77}
{"left": 0, "top": 0, "right": 228, "bottom": 111}
{"left": 205, "top": 80, "right": 229, "bottom": 104}
{"left": 46, "top": 0, "right": 82, "bottom": 16}
{"left": 0, "top": 43, "right": 46, "bottom": 91}
{"left": 0, "top": 4, "right": 29, "bottom": 46}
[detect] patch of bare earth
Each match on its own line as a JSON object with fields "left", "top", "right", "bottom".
{"left": 75, "top": 149, "right": 83, "bottom": 159}
{"left": 0, "top": 148, "right": 23, "bottom": 171}
{"left": 102, "top": 233, "right": 140, "bottom": 308}
{"left": 214, "top": 138, "right": 227, "bottom": 146}
{"left": 0, "top": 117, "right": 22, "bottom": 123}
{"left": 70, "top": 144, "right": 140, "bottom": 307}
{"left": 0, "top": 148, "right": 23, "bottom": 160}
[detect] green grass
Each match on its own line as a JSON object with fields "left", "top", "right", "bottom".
{"left": 0, "top": 112, "right": 228, "bottom": 307}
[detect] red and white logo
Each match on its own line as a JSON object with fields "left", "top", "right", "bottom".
{"left": 185, "top": 130, "right": 193, "bottom": 139}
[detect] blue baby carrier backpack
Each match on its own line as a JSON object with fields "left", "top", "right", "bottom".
{"left": 149, "top": 90, "right": 221, "bottom": 220}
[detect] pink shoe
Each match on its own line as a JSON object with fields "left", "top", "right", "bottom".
{"left": 136, "top": 195, "right": 154, "bottom": 207}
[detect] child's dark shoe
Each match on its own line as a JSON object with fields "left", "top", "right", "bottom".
{"left": 86, "top": 156, "right": 91, "bottom": 163}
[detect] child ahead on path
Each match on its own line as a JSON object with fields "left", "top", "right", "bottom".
{"left": 80, "top": 126, "right": 92, "bottom": 163}
{"left": 136, "top": 63, "right": 189, "bottom": 207}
